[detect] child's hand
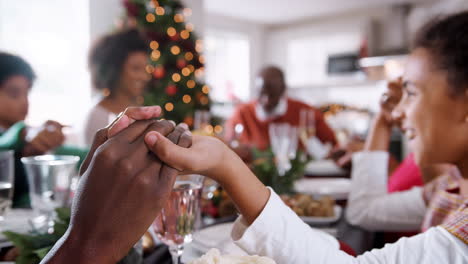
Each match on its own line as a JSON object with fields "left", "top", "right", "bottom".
{"left": 23, "top": 120, "right": 65, "bottom": 156}
{"left": 144, "top": 131, "right": 230, "bottom": 182}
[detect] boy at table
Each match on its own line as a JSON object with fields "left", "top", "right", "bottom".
{"left": 0, "top": 52, "right": 87, "bottom": 208}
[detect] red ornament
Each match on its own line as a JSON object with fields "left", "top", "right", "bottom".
{"left": 153, "top": 66, "right": 165, "bottom": 79}
{"left": 176, "top": 59, "right": 187, "bottom": 69}
{"left": 170, "top": 34, "right": 180, "bottom": 41}
{"left": 165, "top": 84, "right": 178, "bottom": 96}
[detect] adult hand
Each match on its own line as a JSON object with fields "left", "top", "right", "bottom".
{"left": 23, "top": 120, "right": 65, "bottom": 156}
{"left": 79, "top": 106, "right": 162, "bottom": 176}
{"left": 43, "top": 119, "right": 191, "bottom": 264}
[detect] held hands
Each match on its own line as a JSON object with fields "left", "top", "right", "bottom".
{"left": 144, "top": 132, "right": 231, "bottom": 182}
{"left": 43, "top": 106, "right": 192, "bottom": 264}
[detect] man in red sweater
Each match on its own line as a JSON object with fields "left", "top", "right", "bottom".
{"left": 225, "top": 66, "right": 337, "bottom": 151}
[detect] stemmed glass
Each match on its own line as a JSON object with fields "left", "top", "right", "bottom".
{"left": 299, "top": 109, "right": 316, "bottom": 147}
{"left": 269, "top": 123, "right": 298, "bottom": 176}
{"left": 152, "top": 174, "right": 204, "bottom": 264}
{"left": 0, "top": 150, "right": 14, "bottom": 226}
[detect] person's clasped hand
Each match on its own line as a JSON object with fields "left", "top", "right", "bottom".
{"left": 42, "top": 106, "right": 192, "bottom": 264}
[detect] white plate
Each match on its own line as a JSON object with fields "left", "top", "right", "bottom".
{"left": 294, "top": 178, "right": 351, "bottom": 200}
{"left": 192, "top": 223, "right": 247, "bottom": 256}
{"left": 305, "top": 160, "right": 347, "bottom": 176}
{"left": 299, "top": 205, "right": 342, "bottom": 225}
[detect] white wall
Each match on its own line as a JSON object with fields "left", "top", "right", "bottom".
{"left": 204, "top": 14, "right": 266, "bottom": 100}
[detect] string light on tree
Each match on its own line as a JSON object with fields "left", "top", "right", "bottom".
{"left": 199, "top": 55, "right": 205, "bottom": 64}
{"left": 165, "top": 102, "right": 174, "bottom": 112}
{"left": 172, "top": 73, "right": 181, "bottom": 82}
{"left": 146, "top": 65, "right": 155, "bottom": 74}
{"left": 187, "top": 80, "right": 195, "bottom": 88}
{"left": 156, "top": 6, "right": 165, "bottom": 15}
{"left": 183, "top": 8, "right": 192, "bottom": 17}
{"left": 185, "top": 52, "right": 194, "bottom": 61}
{"left": 167, "top": 27, "right": 177, "bottom": 37}
{"left": 146, "top": 13, "right": 156, "bottom": 22}
{"left": 124, "top": 0, "right": 211, "bottom": 124}
{"left": 170, "top": 45, "right": 181, "bottom": 55}
{"left": 174, "top": 14, "right": 184, "bottom": 23}
{"left": 186, "top": 23, "right": 194, "bottom": 32}
{"left": 182, "top": 94, "right": 192, "bottom": 103}
{"left": 180, "top": 30, "right": 190, "bottom": 40}
{"left": 150, "top": 40, "right": 159, "bottom": 50}
{"left": 195, "top": 40, "right": 203, "bottom": 52}
{"left": 182, "top": 67, "right": 190, "bottom": 76}
{"left": 202, "top": 85, "right": 209, "bottom": 94}
{"left": 151, "top": 50, "right": 161, "bottom": 61}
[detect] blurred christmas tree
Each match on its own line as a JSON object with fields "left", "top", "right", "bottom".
{"left": 123, "top": 0, "right": 210, "bottom": 125}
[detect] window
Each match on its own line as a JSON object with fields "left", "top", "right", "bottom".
{"left": 205, "top": 30, "right": 250, "bottom": 103}
{"left": 0, "top": 0, "right": 91, "bottom": 132}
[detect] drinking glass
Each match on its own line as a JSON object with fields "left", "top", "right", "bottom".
{"left": 152, "top": 174, "right": 204, "bottom": 264}
{"left": 269, "top": 123, "right": 298, "bottom": 176}
{"left": 21, "top": 155, "right": 79, "bottom": 231}
{"left": 0, "top": 150, "right": 14, "bottom": 224}
{"left": 194, "top": 110, "right": 211, "bottom": 132}
{"left": 299, "top": 109, "right": 316, "bottom": 147}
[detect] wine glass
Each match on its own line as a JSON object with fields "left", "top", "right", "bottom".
{"left": 21, "top": 155, "right": 79, "bottom": 232}
{"left": 152, "top": 174, "right": 203, "bottom": 264}
{"left": 0, "top": 150, "right": 14, "bottom": 226}
{"left": 269, "top": 123, "right": 298, "bottom": 176}
{"left": 299, "top": 109, "right": 316, "bottom": 147}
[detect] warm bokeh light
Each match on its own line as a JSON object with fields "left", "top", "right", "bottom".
{"left": 185, "top": 52, "right": 194, "bottom": 61}
{"left": 156, "top": 6, "right": 165, "bottom": 16}
{"left": 182, "top": 94, "right": 192, "bottom": 104}
{"left": 204, "top": 125, "right": 214, "bottom": 134}
{"left": 150, "top": 41, "right": 159, "bottom": 50}
{"left": 187, "top": 80, "right": 196, "bottom": 88}
{"left": 146, "top": 13, "right": 156, "bottom": 23}
{"left": 186, "top": 23, "right": 194, "bottom": 32}
{"left": 170, "top": 45, "right": 181, "bottom": 55}
{"left": 151, "top": 50, "right": 161, "bottom": 61}
{"left": 180, "top": 30, "right": 190, "bottom": 40}
{"left": 202, "top": 85, "right": 209, "bottom": 94}
{"left": 214, "top": 125, "right": 223, "bottom": 134}
{"left": 165, "top": 102, "right": 174, "bottom": 112}
{"left": 187, "top": 65, "right": 195, "bottom": 72}
{"left": 182, "top": 67, "right": 191, "bottom": 76}
{"left": 183, "top": 8, "right": 192, "bottom": 17}
{"left": 195, "top": 40, "right": 203, "bottom": 52}
{"left": 145, "top": 65, "right": 155, "bottom": 74}
{"left": 199, "top": 55, "right": 205, "bottom": 64}
{"left": 167, "top": 27, "right": 177, "bottom": 37}
{"left": 174, "top": 14, "right": 184, "bottom": 23}
{"left": 172, "top": 73, "right": 181, "bottom": 82}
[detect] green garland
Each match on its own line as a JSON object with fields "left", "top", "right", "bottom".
{"left": 251, "top": 149, "right": 310, "bottom": 194}
{"left": 3, "top": 208, "right": 141, "bottom": 264}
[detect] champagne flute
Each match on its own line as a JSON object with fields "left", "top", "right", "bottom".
{"left": 299, "top": 109, "right": 316, "bottom": 147}
{"left": 152, "top": 175, "right": 203, "bottom": 264}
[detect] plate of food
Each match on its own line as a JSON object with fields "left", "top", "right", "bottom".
{"left": 280, "top": 193, "right": 342, "bottom": 225}
{"left": 294, "top": 178, "right": 351, "bottom": 200}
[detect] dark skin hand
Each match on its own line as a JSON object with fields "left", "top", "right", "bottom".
{"left": 42, "top": 107, "right": 191, "bottom": 264}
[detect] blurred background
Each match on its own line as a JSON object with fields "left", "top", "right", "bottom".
{"left": 0, "top": 0, "right": 465, "bottom": 147}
